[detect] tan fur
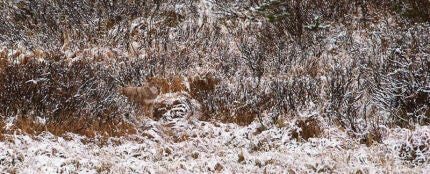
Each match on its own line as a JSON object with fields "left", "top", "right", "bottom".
{"left": 119, "top": 83, "right": 159, "bottom": 118}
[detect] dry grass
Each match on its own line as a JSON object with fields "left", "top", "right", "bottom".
{"left": 0, "top": 57, "right": 138, "bottom": 139}
{"left": 0, "top": 120, "right": 5, "bottom": 141}
{"left": 7, "top": 116, "right": 46, "bottom": 135}
{"left": 291, "top": 117, "right": 323, "bottom": 141}
{"left": 189, "top": 73, "right": 219, "bottom": 95}
{"left": 148, "top": 75, "right": 188, "bottom": 94}
{"left": 4, "top": 115, "right": 136, "bottom": 140}
{"left": 0, "top": 0, "right": 428, "bottom": 147}
{"left": 398, "top": 126, "right": 430, "bottom": 164}
{"left": 360, "top": 127, "right": 385, "bottom": 147}
{"left": 227, "top": 113, "right": 258, "bottom": 126}
{"left": 0, "top": 49, "right": 8, "bottom": 72}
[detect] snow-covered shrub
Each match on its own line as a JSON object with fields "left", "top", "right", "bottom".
{"left": 0, "top": 58, "right": 139, "bottom": 136}
{"left": 200, "top": 78, "right": 263, "bottom": 125}
{"left": 323, "top": 58, "right": 369, "bottom": 132}
{"left": 290, "top": 116, "right": 323, "bottom": 141}
{"left": 0, "top": 0, "right": 154, "bottom": 50}
{"left": 372, "top": 25, "right": 430, "bottom": 127}
{"left": 115, "top": 58, "right": 152, "bottom": 87}
{"left": 0, "top": 121, "right": 4, "bottom": 140}
{"left": 0, "top": 0, "right": 428, "bottom": 137}
{"left": 392, "top": 0, "right": 430, "bottom": 23}
{"left": 359, "top": 125, "right": 387, "bottom": 147}
{"left": 399, "top": 126, "right": 430, "bottom": 165}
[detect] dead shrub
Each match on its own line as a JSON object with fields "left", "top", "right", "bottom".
{"left": 4, "top": 105, "right": 137, "bottom": 139}
{"left": 0, "top": 58, "right": 137, "bottom": 137}
{"left": 189, "top": 73, "right": 219, "bottom": 97}
{"left": 359, "top": 127, "right": 385, "bottom": 147}
{"left": 8, "top": 116, "right": 46, "bottom": 135}
{"left": 148, "top": 75, "right": 188, "bottom": 94}
{"left": 373, "top": 32, "right": 430, "bottom": 128}
{"left": 253, "top": 125, "right": 268, "bottom": 136}
{"left": 171, "top": 76, "right": 188, "bottom": 92}
{"left": 291, "top": 117, "right": 322, "bottom": 141}
{"left": 399, "top": 126, "right": 430, "bottom": 165}
{"left": 394, "top": 0, "right": 430, "bottom": 23}
{"left": 197, "top": 76, "right": 278, "bottom": 126}
{"left": 0, "top": 54, "right": 8, "bottom": 72}
{"left": 227, "top": 113, "right": 257, "bottom": 126}
{"left": 238, "top": 152, "right": 245, "bottom": 163}
{"left": 198, "top": 73, "right": 287, "bottom": 126}
{"left": 0, "top": 120, "right": 5, "bottom": 140}
{"left": 214, "top": 163, "right": 223, "bottom": 172}
{"left": 191, "top": 152, "right": 199, "bottom": 159}
{"left": 188, "top": 73, "right": 220, "bottom": 121}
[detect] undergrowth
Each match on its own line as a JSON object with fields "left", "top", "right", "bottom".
{"left": 0, "top": 0, "right": 429, "bottom": 145}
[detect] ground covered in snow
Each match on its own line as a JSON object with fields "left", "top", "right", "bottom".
{"left": 1, "top": 0, "right": 429, "bottom": 173}
{"left": 1, "top": 117, "right": 429, "bottom": 173}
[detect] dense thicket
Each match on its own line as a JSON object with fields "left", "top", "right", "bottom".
{"left": 0, "top": 0, "right": 429, "bottom": 136}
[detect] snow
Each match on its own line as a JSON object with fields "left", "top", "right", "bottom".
{"left": 25, "top": 78, "right": 48, "bottom": 85}
{"left": 1, "top": 117, "right": 429, "bottom": 173}
{"left": 0, "top": 0, "right": 429, "bottom": 173}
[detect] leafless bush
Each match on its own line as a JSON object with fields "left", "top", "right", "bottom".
{"left": 1, "top": 0, "right": 429, "bottom": 137}
{"left": 324, "top": 60, "right": 362, "bottom": 131}
{"left": 0, "top": 0, "right": 161, "bottom": 50}
{"left": 372, "top": 25, "right": 430, "bottom": 128}
{"left": 0, "top": 57, "right": 160, "bottom": 136}
{"left": 398, "top": 126, "right": 430, "bottom": 165}
{"left": 391, "top": 0, "right": 430, "bottom": 23}
{"left": 290, "top": 116, "right": 323, "bottom": 141}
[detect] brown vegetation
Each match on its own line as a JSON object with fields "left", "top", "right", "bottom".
{"left": 6, "top": 115, "right": 136, "bottom": 139}
{"left": 0, "top": 58, "right": 138, "bottom": 138}
{"left": 399, "top": 127, "right": 430, "bottom": 164}
{"left": 0, "top": 120, "right": 5, "bottom": 140}
{"left": 148, "top": 75, "right": 189, "bottom": 94}
{"left": 0, "top": 0, "right": 429, "bottom": 147}
{"left": 360, "top": 127, "right": 385, "bottom": 147}
{"left": 291, "top": 117, "right": 323, "bottom": 141}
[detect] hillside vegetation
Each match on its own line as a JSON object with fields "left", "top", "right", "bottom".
{"left": 0, "top": 0, "right": 429, "bottom": 173}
